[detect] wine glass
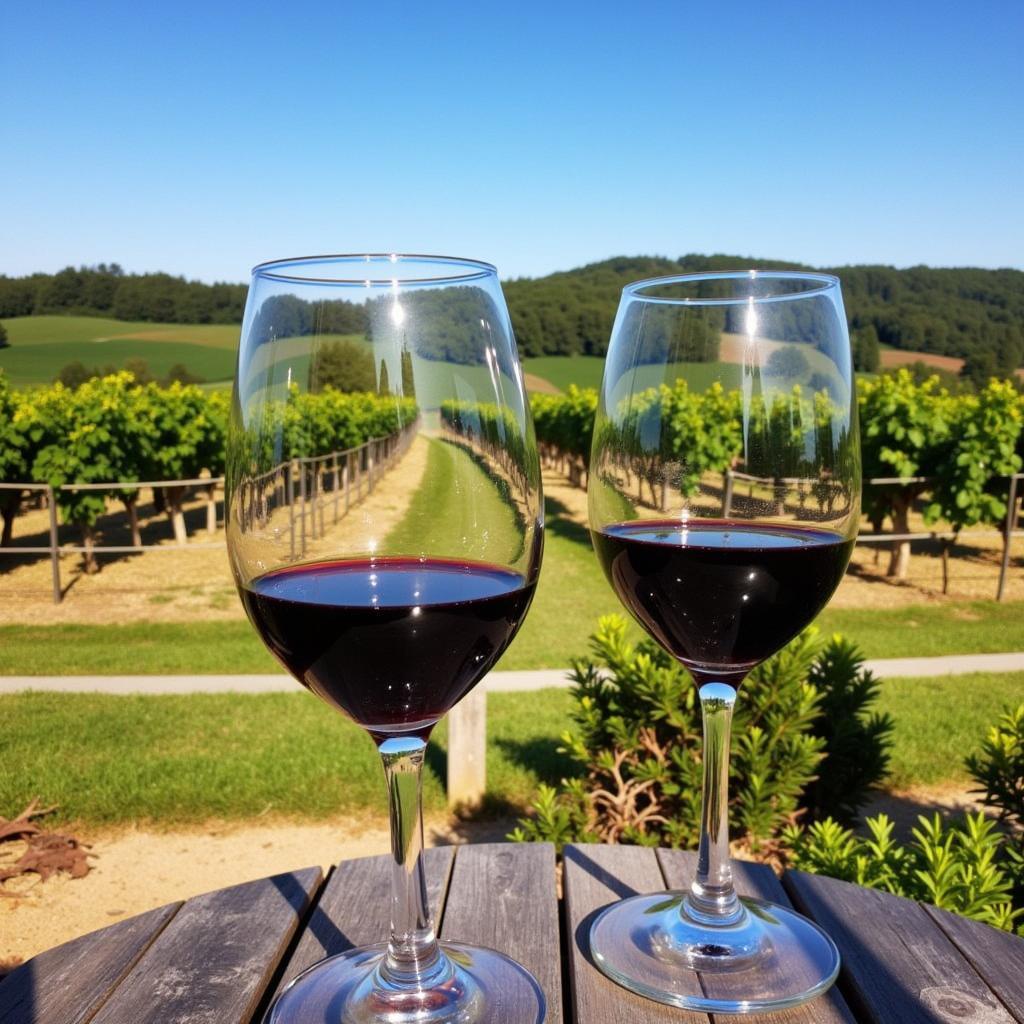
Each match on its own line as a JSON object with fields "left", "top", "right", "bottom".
{"left": 226, "top": 254, "right": 545, "bottom": 1023}
{"left": 587, "top": 271, "right": 860, "bottom": 1013}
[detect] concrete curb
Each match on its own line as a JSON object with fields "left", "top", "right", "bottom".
{"left": 1, "top": 653, "right": 1023, "bottom": 694}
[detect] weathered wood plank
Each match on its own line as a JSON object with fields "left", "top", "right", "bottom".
{"left": 924, "top": 903, "right": 1024, "bottom": 1022}
{"left": 657, "top": 850, "right": 857, "bottom": 1024}
{"left": 89, "top": 867, "right": 322, "bottom": 1024}
{"left": 563, "top": 843, "right": 708, "bottom": 1024}
{"left": 441, "top": 843, "right": 563, "bottom": 1023}
{"left": 269, "top": 846, "right": 455, "bottom": 999}
{"left": 0, "top": 903, "right": 179, "bottom": 1024}
{"left": 786, "top": 870, "right": 1015, "bottom": 1024}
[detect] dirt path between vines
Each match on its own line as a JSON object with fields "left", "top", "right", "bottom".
{"left": 0, "top": 435, "right": 432, "bottom": 626}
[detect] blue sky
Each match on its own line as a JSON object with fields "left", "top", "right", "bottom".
{"left": 3, "top": 0, "right": 1022, "bottom": 282}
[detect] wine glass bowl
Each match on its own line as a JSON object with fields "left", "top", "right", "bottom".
{"left": 587, "top": 270, "right": 860, "bottom": 1013}
{"left": 226, "top": 254, "right": 544, "bottom": 1023}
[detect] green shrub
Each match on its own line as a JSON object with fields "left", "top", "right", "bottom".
{"left": 783, "top": 813, "right": 1022, "bottom": 934}
{"left": 510, "top": 616, "right": 891, "bottom": 853}
{"left": 965, "top": 704, "right": 1024, "bottom": 832}
{"left": 965, "top": 703, "right": 1024, "bottom": 909}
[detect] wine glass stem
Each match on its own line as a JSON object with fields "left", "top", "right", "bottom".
{"left": 377, "top": 735, "right": 446, "bottom": 987}
{"left": 684, "top": 682, "right": 743, "bottom": 926}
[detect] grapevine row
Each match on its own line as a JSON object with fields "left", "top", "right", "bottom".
{"left": 530, "top": 370, "right": 1024, "bottom": 578}
{"left": 0, "top": 370, "right": 417, "bottom": 568}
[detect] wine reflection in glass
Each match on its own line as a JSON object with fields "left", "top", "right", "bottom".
{"left": 227, "top": 255, "right": 545, "bottom": 1023}
{"left": 588, "top": 271, "right": 860, "bottom": 1014}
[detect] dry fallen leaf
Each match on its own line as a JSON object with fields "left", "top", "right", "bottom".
{"left": 0, "top": 801, "right": 93, "bottom": 889}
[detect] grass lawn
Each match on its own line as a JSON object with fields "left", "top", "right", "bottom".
{"left": 877, "top": 671, "right": 1024, "bottom": 788}
{"left": 2, "top": 596, "right": 1021, "bottom": 676}
{"left": 2, "top": 315, "right": 240, "bottom": 349}
{"left": 2, "top": 673, "right": 1017, "bottom": 829}
{"left": 0, "top": 688, "right": 575, "bottom": 828}
{"left": 522, "top": 356, "right": 605, "bottom": 392}
{"left": 817, "top": 600, "right": 1024, "bottom": 659}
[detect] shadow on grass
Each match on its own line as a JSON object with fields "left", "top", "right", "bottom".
{"left": 856, "top": 787, "right": 990, "bottom": 840}
{"left": 0, "top": 492, "right": 222, "bottom": 576}
{"left": 493, "top": 735, "right": 579, "bottom": 789}
{"left": 543, "top": 495, "right": 591, "bottom": 547}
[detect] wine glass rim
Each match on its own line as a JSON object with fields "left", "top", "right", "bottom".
{"left": 252, "top": 253, "right": 498, "bottom": 286}
{"left": 624, "top": 270, "right": 840, "bottom": 306}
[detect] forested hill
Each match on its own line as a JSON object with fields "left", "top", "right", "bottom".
{"left": 503, "top": 256, "right": 1024, "bottom": 376}
{"left": 1, "top": 257, "right": 1022, "bottom": 375}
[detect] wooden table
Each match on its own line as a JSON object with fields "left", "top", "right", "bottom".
{"left": 2, "top": 842, "right": 1022, "bottom": 1023}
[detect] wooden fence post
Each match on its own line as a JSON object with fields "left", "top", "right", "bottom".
{"left": 333, "top": 453, "right": 339, "bottom": 524}
{"left": 287, "top": 462, "right": 296, "bottom": 559}
{"left": 447, "top": 687, "right": 487, "bottom": 811}
{"left": 46, "top": 485, "right": 61, "bottom": 604}
{"left": 997, "top": 473, "right": 1020, "bottom": 601}
{"left": 298, "top": 460, "right": 307, "bottom": 554}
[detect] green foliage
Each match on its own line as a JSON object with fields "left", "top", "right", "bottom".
{"left": 0, "top": 322, "right": 8, "bottom": 348}
{"left": 965, "top": 704, "right": 1024, "bottom": 833}
{"left": 56, "top": 360, "right": 99, "bottom": 389}
{"left": 503, "top": 255, "right": 1024, "bottom": 366}
{"left": 511, "top": 617, "right": 889, "bottom": 852}
{"left": 853, "top": 324, "right": 881, "bottom": 372}
{"left": 28, "top": 374, "right": 150, "bottom": 529}
{"left": 923, "top": 379, "right": 1023, "bottom": 532}
{"left": 310, "top": 339, "right": 377, "bottom": 393}
{"left": 0, "top": 370, "right": 28, "bottom": 485}
{"left": 438, "top": 398, "right": 538, "bottom": 502}
{"left": 0, "top": 264, "right": 247, "bottom": 324}
{"left": 783, "top": 813, "right": 1022, "bottom": 934}
{"left": 530, "top": 386, "right": 598, "bottom": 462}
{"left": 765, "top": 346, "right": 811, "bottom": 380}
{"left": 6, "top": 258, "right": 1023, "bottom": 370}
{"left": 802, "top": 636, "right": 895, "bottom": 823}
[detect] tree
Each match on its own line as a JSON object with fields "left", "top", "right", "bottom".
{"left": 56, "top": 361, "right": 95, "bottom": 389}
{"left": 853, "top": 325, "right": 881, "bottom": 373}
{"left": 378, "top": 359, "right": 391, "bottom": 396}
{"left": 961, "top": 349, "right": 998, "bottom": 390}
{"left": 765, "top": 346, "right": 811, "bottom": 380}
{"left": 0, "top": 322, "right": 8, "bottom": 349}
{"left": 163, "top": 363, "right": 205, "bottom": 385}
{"left": 400, "top": 346, "right": 416, "bottom": 398}
{"left": 123, "top": 358, "right": 154, "bottom": 385}
{"left": 310, "top": 340, "right": 377, "bottom": 393}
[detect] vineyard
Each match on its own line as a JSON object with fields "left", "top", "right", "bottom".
{"left": 0, "top": 369, "right": 417, "bottom": 580}
{"left": 530, "top": 371, "right": 1024, "bottom": 594}
{"left": 2, "top": 366, "right": 1023, "bottom": 602}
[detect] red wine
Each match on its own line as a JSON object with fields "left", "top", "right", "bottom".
{"left": 241, "top": 558, "right": 535, "bottom": 739}
{"left": 592, "top": 520, "right": 852, "bottom": 682}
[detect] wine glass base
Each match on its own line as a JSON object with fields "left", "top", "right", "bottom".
{"left": 265, "top": 941, "right": 546, "bottom": 1023}
{"left": 589, "top": 892, "right": 840, "bottom": 1015}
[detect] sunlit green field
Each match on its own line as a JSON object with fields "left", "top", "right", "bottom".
{"left": 1, "top": 669, "right": 1018, "bottom": 828}
{"left": 0, "top": 340, "right": 237, "bottom": 387}
{"left": 0, "top": 315, "right": 243, "bottom": 386}
{"left": 2, "top": 315, "right": 241, "bottom": 348}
